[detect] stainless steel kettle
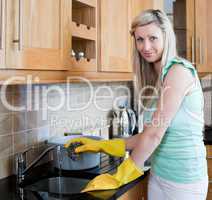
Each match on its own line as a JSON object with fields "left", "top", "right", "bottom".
{"left": 112, "top": 107, "right": 136, "bottom": 138}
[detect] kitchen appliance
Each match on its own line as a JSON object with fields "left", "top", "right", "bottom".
{"left": 111, "top": 107, "right": 136, "bottom": 138}
{"left": 17, "top": 154, "right": 124, "bottom": 200}
{"left": 48, "top": 135, "right": 101, "bottom": 171}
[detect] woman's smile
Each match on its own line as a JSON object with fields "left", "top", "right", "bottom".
{"left": 143, "top": 52, "right": 154, "bottom": 58}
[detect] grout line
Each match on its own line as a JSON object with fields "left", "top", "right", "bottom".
{"left": 0, "top": 124, "right": 49, "bottom": 138}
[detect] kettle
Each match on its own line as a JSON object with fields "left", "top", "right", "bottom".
{"left": 111, "top": 106, "right": 136, "bottom": 138}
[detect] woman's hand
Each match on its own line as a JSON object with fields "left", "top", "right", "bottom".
{"left": 81, "top": 157, "right": 144, "bottom": 192}
{"left": 64, "top": 137, "right": 126, "bottom": 157}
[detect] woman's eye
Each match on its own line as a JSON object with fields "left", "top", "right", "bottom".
{"left": 150, "top": 36, "right": 157, "bottom": 41}
{"left": 136, "top": 37, "right": 143, "bottom": 42}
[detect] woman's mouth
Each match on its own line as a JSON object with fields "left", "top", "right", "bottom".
{"left": 143, "top": 53, "right": 154, "bottom": 58}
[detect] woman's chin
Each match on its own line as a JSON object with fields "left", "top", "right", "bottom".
{"left": 144, "top": 57, "right": 157, "bottom": 63}
{"left": 143, "top": 56, "right": 161, "bottom": 64}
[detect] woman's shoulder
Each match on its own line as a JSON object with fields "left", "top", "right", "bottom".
{"left": 171, "top": 57, "right": 195, "bottom": 69}
{"left": 161, "top": 57, "right": 197, "bottom": 82}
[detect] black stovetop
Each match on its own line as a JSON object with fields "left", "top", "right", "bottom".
{"left": 9, "top": 154, "right": 149, "bottom": 200}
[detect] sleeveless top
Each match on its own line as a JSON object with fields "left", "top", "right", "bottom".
{"left": 142, "top": 57, "right": 208, "bottom": 183}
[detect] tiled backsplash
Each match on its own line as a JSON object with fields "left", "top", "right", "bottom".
{"left": 0, "top": 82, "right": 132, "bottom": 179}
{"left": 0, "top": 74, "right": 211, "bottom": 179}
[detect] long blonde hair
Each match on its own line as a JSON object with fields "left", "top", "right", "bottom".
{"left": 130, "top": 9, "right": 178, "bottom": 112}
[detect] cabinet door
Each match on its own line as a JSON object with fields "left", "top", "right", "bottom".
{"left": 6, "top": 0, "right": 67, "bottom": 70}
{"left": 156, "top": 0, "right": 195, "bottom": 64}
{"left": 100, "top": 0, "right": 132, "bottom": 72}
{"left": 0, "top": 0, "right": 5, "bottom": 68}
{"left": 131, "top": 0, "right": 154, "bottom": 19}
{"left": 117, "top": 177, "right": 148, "bottom": 200}
{"left": 195, "top": 0, "right": 212, "bottom": 73}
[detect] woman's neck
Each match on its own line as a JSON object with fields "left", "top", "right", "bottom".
{"left": 153, "top": 60, "right": 162, "bottom": 76}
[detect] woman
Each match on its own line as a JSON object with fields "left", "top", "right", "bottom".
{"left": 65, "top": 9, "right": 208, "bottom": 199}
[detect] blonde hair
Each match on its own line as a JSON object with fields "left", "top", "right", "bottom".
{"left": 130, "top": 9, "right": 178, "bottom": 112}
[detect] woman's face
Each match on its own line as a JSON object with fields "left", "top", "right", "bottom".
{"left": 134, "top": 23, "right": 164, "bottom": 63}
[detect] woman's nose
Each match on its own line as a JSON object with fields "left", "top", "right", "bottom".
{"left": 143, "top": 41, "right": 151, "bottom": 51}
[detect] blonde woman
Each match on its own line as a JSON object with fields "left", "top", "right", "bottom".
{"left": 65, "top": 9, "right": 208, "bottom": 199}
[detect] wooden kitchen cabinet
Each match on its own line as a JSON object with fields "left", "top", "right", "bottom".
{"left": 99, "top": 0, "right": 132, "bottom": 72}
{"left": 153, "top": 0, "right": 194, "bottom": 65}
{"left": 0, "top": 0, "right": 134, "bottom": 83}
{"left": 5, "top": 0, "right": 68, "bottom": 70}
{"left": 131, "top": 0, "right": 154, "bottom": 19}
{"left": 117, "top": 176, "right": 148, "bottom": 200}
{"left": 4, "top": 0, "right": 98, "bottom": 71}
{"left": 155, "top": 0, "right": 212, "bottom": 73}
{"left": 99, "top": 0, "right": 153, "bottom": 73}
{"left": 67, "top": 0, "right": 98, "bottom": 72}
{"left": 131, "top": 0, "right": 168, "bottom": 19}
{"left": 195, "top": 0, "right": 212, "bottom": 73}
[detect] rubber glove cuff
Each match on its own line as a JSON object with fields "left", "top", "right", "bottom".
{"left": 81, "top": 156, "right": 144, "bottom": 192}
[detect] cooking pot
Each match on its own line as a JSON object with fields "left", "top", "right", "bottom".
{"left": 48, "top": 135, "right": 101, "bottom": 171}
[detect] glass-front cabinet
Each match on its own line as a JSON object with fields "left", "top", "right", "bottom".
{"left": 158, "top": 0, "right": 212, "bottom": 73}
{"left": 160, "top": 0, "right": 194, "bottom": 64}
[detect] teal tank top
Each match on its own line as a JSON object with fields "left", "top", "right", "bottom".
{"left": 143, "top": 57, "right": 208, "bottom": 183}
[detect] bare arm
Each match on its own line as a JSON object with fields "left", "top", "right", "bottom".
{"left": 127, "top": 64, "right": 196, "bottom": 168}
{"left": 124, "top": 133, "right": 141, "bottom": 150}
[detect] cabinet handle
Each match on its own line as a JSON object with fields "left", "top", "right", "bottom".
{"left": 13, "top": 0, "right": 23, "bottom": 51}
{"left": 199, "top": 37, "right": 204, "bottom": 65}
{"left": 191, "top": 36, "right": 195, "bottom": 65}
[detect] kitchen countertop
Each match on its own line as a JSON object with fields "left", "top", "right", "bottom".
{"left": 204, "top": 140, "right": 212, "bottom": 145}
{"left": 204, "top": 125, "right": 212, "bottom": 145}
{"left": 0, "top": 154, "right": 150, "bottom": 200}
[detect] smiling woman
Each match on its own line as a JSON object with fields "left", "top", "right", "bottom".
{"left": 64, "top": 9, "right": 208, "bottom": 200}
{"left": 134, "top": 24, "right": 164, "bottom": 64}
{"left": 128, "top": 9, "right": 208, "bottom": 200}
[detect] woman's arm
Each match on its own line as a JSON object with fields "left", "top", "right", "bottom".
{"left": 124, "top": 133, "right": 141, "bottom": 150}
{"left": 128, "top": 64, "right": 196, "bottom": 168}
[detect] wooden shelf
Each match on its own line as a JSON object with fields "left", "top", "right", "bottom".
{"left": 72, "top": 22, "right": 96, "bottom": 41}
{"left": 74, "top": 0, "right": 97, "bottom": 8}
{"left": 0, "top": 69, "right": 133, "bottom": 85}
{"left": 71, "top": 0, "right": 97, "bottom": 71}
{"left": 70, "top": 57, "right": 97, "bottom": 71}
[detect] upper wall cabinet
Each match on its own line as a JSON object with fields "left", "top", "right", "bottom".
{"left": 195, "top": 0, "right": 212, "bottom": 73}
{"left": 99, "top": 0, "right": 132, "bottom": 72}
{"left": 156, "top": 0, "right": 212, "bottom": 73}
{"left": 5, "top": 0, "right": 68, "bottom": 70}
{"left": 131, "top": 0, "right": 155, "bottom": 19}
{"left": 155, "top": 0, "right": 194, "bottom": 64}
{"left": 67, "top": 0, "right": 98, "bottom": 72}
{"left": 0, "top": 0, "right": 133, "bottom": 83}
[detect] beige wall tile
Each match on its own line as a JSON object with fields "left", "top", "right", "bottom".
{"left": 13, "top": 132, "right": 27, "bottom": 154}
{"left": 0, "top": 135, "right": 13, "bottom": 159}
{"left": 0, "top": 114, "right": 12, "bottom": 136}
{"left": 0, "top": 92, "right": 13, "bottom": 114}
{"left": 0, "top": 156, "right": 13, "bottom": 179}
{"left": 13, "top": 112, "right": 27, "bottom": 132}
{"left": 26, "top": 110, "right": 48, "bottom": 130}
{"left": 0, "top": 81, "right": 133, "bottom": 179}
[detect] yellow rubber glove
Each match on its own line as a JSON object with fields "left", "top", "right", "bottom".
{"left": 64, "top": 137, "right": 125, "bottom": 157}
{"left": 81, "top": 157, "right": 144, "bottom": 192}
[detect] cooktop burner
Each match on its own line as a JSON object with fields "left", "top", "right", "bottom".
{"left": 18, "top": 154, "right": 123, "bottom": 200}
